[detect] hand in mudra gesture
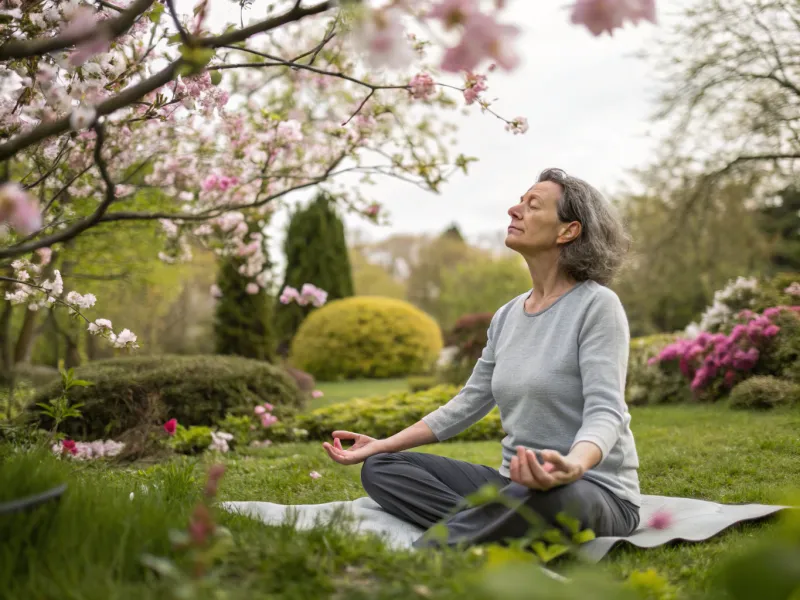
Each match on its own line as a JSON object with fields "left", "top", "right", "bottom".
{"left": 509, "top": 446, "right": 585, "bottom": 491}
{"left": 322, "top": 431, "right": 384, "bottom": 465}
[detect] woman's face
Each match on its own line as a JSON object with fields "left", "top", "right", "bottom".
{"left": 505, "top": 181, "right": 580, "bottom": 255}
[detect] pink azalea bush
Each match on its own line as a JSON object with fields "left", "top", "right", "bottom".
{"left": 649, "top": 306, "right": 800, "bottom": 396}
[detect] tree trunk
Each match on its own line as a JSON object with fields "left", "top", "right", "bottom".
{"left": 13, "top": 308, "right": 40, "bottom": 364}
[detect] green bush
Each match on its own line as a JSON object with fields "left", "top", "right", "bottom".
{"left": 407, "top": 375, "right": 438, "bottom": 393}
{"left": 728, "top": 376, "right": 800, "bottom": 410}
{"left": 291, "top": 385, "right": 502, "bottom": 441}
{"left": 167, "top": 424, "right": 213, "bottom": 454}
{"left": 289, "top": 296, "right": 443, "bottom": 380}
{"left": 28, "top": 354, "right": 306, "bottom": 440}
{"left": 625, "top": 333, "right": 690, "bottom": 406}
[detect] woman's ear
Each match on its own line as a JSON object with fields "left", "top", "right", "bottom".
{"left": 557, "top": 221, "right": 582, "bottom": 244}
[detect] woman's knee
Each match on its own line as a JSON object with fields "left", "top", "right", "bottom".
{"left": 360, "top": 452, "right": 396, "bottom": 491}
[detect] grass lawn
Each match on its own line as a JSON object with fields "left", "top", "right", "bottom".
{"left": 2, "top": 404, "right": 798, "bottom": 599}
{"left": 311, "top": 378, "right": 410, "bottom": 410}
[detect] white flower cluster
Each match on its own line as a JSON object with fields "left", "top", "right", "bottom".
{"left": 686, "top": 276, "right": 759, "bottom": 335}
{"left": 209, "top": 431, "right": 234, "bottom": 453}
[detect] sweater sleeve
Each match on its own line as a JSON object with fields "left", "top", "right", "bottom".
{"left": 421, "top": 314, "right": 500, "bottom": 441}
{"left": 570, "top": 290, "right": 630, "bottom": 465}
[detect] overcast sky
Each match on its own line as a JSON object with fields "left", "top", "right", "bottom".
{"left": 177, "top": 0, "right": 680, "bottom": 254}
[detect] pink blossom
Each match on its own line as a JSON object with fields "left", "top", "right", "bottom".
{"left": 353, "top": 7, "right": 413, "bottom": 69}
{"left": 260, "top": 413, "right": 278, "bottom": 428}
{"left": 279, "top": 286, "right": 300, "bottom": 305}
{"left": 364, "top": 203, "right": 381, "bottom": 218}
{"left": 254, "top": 405, "right": 266, "bottom": 415}
{"left": 570, "top": 0, "right": 657, "bottom": 37}
{"left": 647, "top": 508, "right": 673, "bottom": 530}
{"left": 505, "top": 116, "right": 529, "bottom": 135}
{"left": 784, "top": 282, "right": 800, "bottom": 297}
{"left": 61, "top": 439, "right": 78, "bottom": 456}
{"left": 263, "top": 402, "right": 274, "bottom": 412}
{"left": 428, "top": 0, "right": 480, "bottom": 29}
{"left": 463, "top": 72, "right": 488, "bottom": 105}
{"left": 441, "top": 14, "right": 520, "bottom": 73}
{"left": 210, "top": 284, "right": 223, "bottom": 298}
{"left": 409, "top": 73, "right": 436, "bottom": 100}
{"left": 163, "top": 418, "right": 177, "bottom": 436}
{"left": 309, "top": 471, "right": 322, "bottom": 479}
{"left": 0, "top": 183, "right": 42, "bottom": 235}
{"left": 245, "top": 283, "right": 259, "bottom": 295}
{"left": 311, "top": 390, "right": 324, "bottom": 399}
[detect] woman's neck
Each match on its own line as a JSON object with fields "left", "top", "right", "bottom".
{"left": 524, "top": 253, "right": 577, "bottom": 311}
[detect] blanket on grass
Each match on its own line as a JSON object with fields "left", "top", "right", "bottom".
{"left": 220, "top": 494, "right": 792, "bottom": 562}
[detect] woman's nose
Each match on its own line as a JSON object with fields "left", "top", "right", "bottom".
{"left": 508, "top": 203, "right": 522, "bottom": 218}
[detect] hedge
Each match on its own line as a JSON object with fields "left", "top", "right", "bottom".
{"left": 29, "top": 354, "right": 306, "bottom": 440}
{"left": 289, "top": 384, "right": 503, "bottom": 441}
{"left": 289, "top": 296, "right": 443, "bottom": 380}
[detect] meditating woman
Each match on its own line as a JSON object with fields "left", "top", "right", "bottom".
{"left": 322, "top": 167, "right": 641, "bottom": 547}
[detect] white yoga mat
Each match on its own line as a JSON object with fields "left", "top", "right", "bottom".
{"left": 220, "top": 494, "right": 792, "bottom": 562}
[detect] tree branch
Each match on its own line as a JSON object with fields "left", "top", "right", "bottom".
{"left": 0, "top": 0, "right": 155, "bottom": 61}
{"left": 196, "top": 1, "right": 333, "bottom": 48}
{"left": 0, "top": 123, "right": 116, "bottom": 259}
{"left": 166, "top": 0, "right": 191, "bottom": 47}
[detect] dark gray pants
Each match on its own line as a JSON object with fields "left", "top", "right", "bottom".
{"left": 360, "top": 452, "right": 639, "bottom": 548}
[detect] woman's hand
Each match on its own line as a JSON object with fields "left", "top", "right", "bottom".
{"left": 322, "top": 431, "right": 385, "bottom": 465}
{"left": 509, "top": 447, "right": 585, "bottom": 491}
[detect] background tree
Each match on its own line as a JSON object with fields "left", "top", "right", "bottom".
{"left": 757, "top": 186, "right": 800, "bottom": 273}
{"left": 213, "top": 223, "right": 276, "bottom": 361}
{"left": 275, "top": 192, "right": 354, "bottom": 353}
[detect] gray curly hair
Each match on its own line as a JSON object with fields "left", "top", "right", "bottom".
{"left": 537, "top": 168, "right": 630, "bottom": 286}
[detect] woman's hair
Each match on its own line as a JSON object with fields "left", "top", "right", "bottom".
{"left": 537, "top": 167, "right": 630, "bottom": 286}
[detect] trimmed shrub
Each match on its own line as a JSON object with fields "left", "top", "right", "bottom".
{"left": 28, "top": 355, "right": 306, "bottom": 440}
{"left": 290, "top": 385, "right": 502, "bottom": 441}
{"left": 625, "top": 333, "right": 689, "bottom": 406}
{"left": 729, "top": 376, "right": 800, "bottom": 410}
{"left": 289, "top": 297, "right": 443, "bottom": 380}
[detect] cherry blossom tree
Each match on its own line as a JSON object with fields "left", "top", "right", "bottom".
{"left": 0, "top": 0, "right": 657, "bottom": 368}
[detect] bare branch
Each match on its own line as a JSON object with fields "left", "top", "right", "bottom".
{"left": 0, "top": 0, "right": 155, "bottom": 61}
{"left": 196, "top": 1, "right": 333, "bottom": 48}
{"left": 165, "top": 0, "right": 191, "bottom": 47}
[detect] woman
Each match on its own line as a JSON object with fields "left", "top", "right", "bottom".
{"left": 322, "top": 168, "right": 641, "bottom": 548}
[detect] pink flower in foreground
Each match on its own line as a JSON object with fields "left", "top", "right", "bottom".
{"left": 647, "top": 508, "right": 673, "bottom": 530}
{"left": 441, "top": 13, "right": 520, "bottom": 73}
{"left": 311, "top": 390, "right": 324, "bottom": 399}
{"left": 570, "top": 0, "right": 657, "bottom": 37}
{"left": 263, "top": 402, "right": 274, "bottom": 412}
{"left": 309, "top": 471, "right": 322, "bottom": 479}
{"left": 0, "top": 183, "right": 42, "bottom": 235}
{"left": 353, "top": 7, "right": 414, "bottom": 69}
{"left": 254, "top": 405, "right": 266, "bottom": 415}
{"left": 409, "top": 73, "right": 436, "bottom": 100}
{"left": 163, "top": 418, "right": 177, "bottom": 436}
{"left": 245, "top": 282, "right": 260, "bottom": 295}
{"left": 428, "top": 0, "right": 480, "bottom": 29}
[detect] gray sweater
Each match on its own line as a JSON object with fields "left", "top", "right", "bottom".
{"left": 422, "top": 280, "right": 641, "bottom": 506}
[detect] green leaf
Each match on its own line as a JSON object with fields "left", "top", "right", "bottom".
{"left": 483, "top": 545, "right": 536, "bottom": 569}
{"left": 531, "top": 541, "right": 570, "bottom": 564}
{"left": 210, "top": 71, "right": 222, "bottom": 85}
{"left": 542, "top": 528, "right": 564, "bottom": 544}
{"left": 148, "top": 3, "right": 165, "bottom": 23}
{"left": 572, "top": 529, "right": 596, "bottom": 544}
{"left": 555, "top": 512, "right": 581, "bottom": 536}
{"left": 465, "top": 483, "right": 499, "bottom": 507}
{"left": 69, "top": 379, "right": 93, "bottom": 388}
{"left": 167, "top": 33, "right": 183, "bottom": 45}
